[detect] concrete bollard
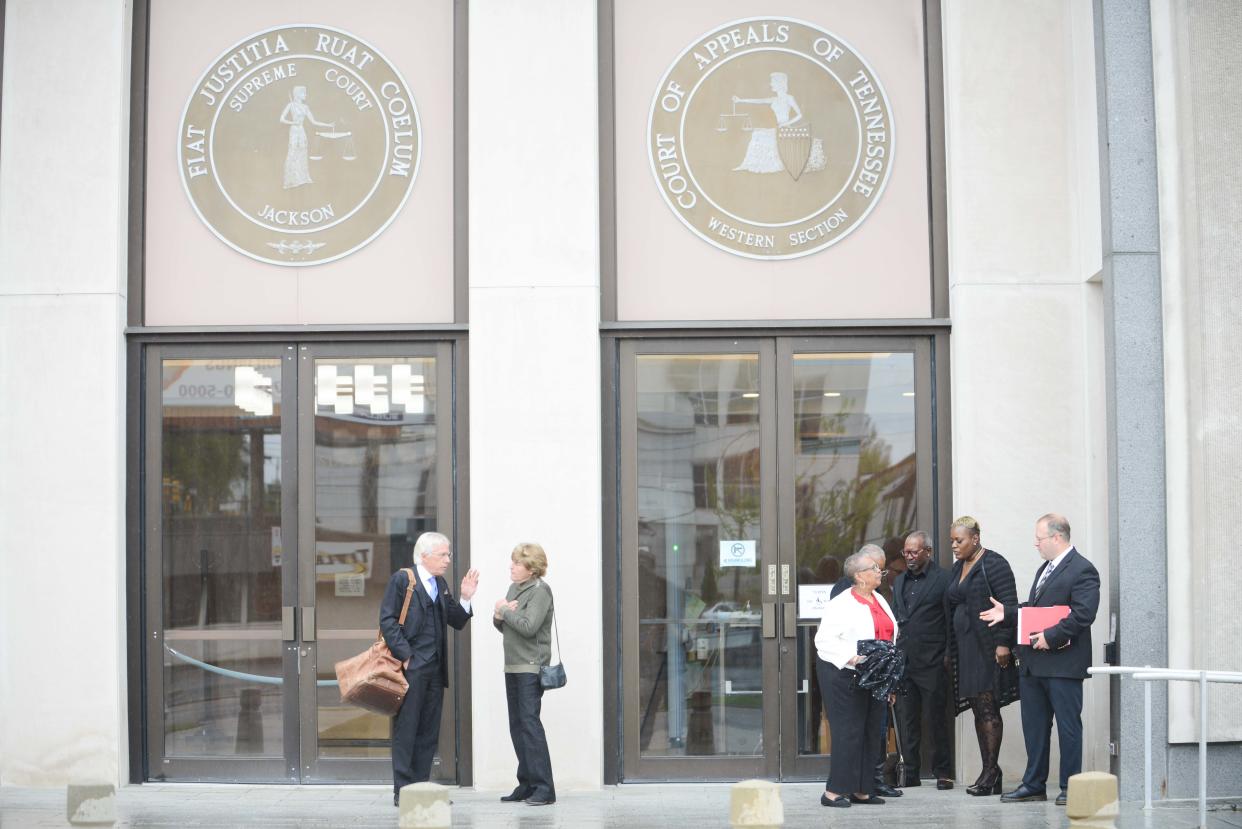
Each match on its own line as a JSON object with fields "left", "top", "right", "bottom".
{"left": 67, "top": 782, "right": 116, "bottom": 825}
{"left": 398, "top": 781, "right": 451, "bottom": 829}
{"left": 1066, "top": 771, "right": 1120, "bottom": 829}
{"left": 730, "top": 779, "right": 783, "bottom": 828}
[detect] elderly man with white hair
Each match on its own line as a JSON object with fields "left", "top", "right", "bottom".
{"left": 380, "top": 532, "right": 480, "bottom": 805}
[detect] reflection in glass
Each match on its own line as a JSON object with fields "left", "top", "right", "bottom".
{"left": 161, "top": 358, "right": 283, "bottom": 757}
{"left": 312, "top": 358, "right": 438, "bottom": 763}
{"left": 792, "top": 352, "right": 917, "bottom": 756}
{"left": 636, "top": 355, "right": 763, "bottom": 758}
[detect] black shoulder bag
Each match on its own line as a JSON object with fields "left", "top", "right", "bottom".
{"left": 539, "top": 583, "right": 567, "bottom": 690}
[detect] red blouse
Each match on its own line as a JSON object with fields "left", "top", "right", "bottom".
{"left": 851, "top": 589, "right": 894, "bottom": 641}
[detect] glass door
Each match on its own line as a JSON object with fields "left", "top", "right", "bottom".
{"left": 776, "top": 338, "right": 933, "bottom": 780}
{"left": 620, "top": 340, "right": 779, "bottom": 780}
{"left": 617, "top": 336, "right": 935, "bottom": 782}
{"left": 296, "top": 345, "right": 455, "bottom": 783}
{"left": 145, "top": 343, "right": 459, "bottom": 783}
{"left": 146, "top": 346, "right": 297, "bottom": 781}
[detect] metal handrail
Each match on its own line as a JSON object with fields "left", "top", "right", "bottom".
{"left": 1089, "top": 664, "right": 1242, "bottom": 827}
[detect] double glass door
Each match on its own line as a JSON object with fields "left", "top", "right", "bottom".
{"left": 620, "top": 337, "right": 934, "bottom": 780}
{"left": 144, "top": 343, "right": 458, "bottom": 783}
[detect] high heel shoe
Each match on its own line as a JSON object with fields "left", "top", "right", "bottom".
{"left": 966, "top": 767, "right": 1002, "bottom": 796}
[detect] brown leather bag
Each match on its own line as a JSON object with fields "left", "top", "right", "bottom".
{"left": 334, "top": 567, "right": 416, "bottom": 716}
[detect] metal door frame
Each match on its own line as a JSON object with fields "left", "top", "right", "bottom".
{"left": 142, "top": 340, "right": 464, "bottom": 783}
{"left": 775, "top": 336, "right": 935, "bottom": 780}
{"left": 144, "top": 343, "right": 298, "bottom": 782}
{"left": 619, "top": 338, "right": 779, "bottom": 781}
{"left": 295, "top": 342, "right": 455, "bottom": 783}
{"left": 615, "top": 334, "right": 942, "bottom": 782}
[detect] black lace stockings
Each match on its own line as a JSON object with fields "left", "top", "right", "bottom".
{"left": 969, "top": 692, "right": 1003, "bottom": 785}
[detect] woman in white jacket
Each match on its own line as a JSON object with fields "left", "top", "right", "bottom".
{"left": 814, "top": 550, "right": 899, "bottom": 808}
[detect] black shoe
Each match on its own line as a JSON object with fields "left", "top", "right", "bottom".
{"left": 501, "top": 787, "right": 533, "bottom": 802}
{"left": 967, "top": 767, "right": 1002, "bottom": 796}
{"left": 936, "top": 778, "right": 954, "bottom": 790}
{"left": 901, "top": 776, "right": 922, "bottom": 787}
{"left": 849, "top": 794, "right": 885, "bottom": 805}
{"left": 873, "top": 782, "right": 902, "bottom": 798}
{"left": 526, "top": 797, "right": 556, "bottom": 806}
{"left": 1055, "top": 791, "right": 1067, "bottom": 806}
{"left": 820, "top": 792, "right": 850, "bottom": 808}
{"left": 1000, "top": 784, "right": 1047, "bottom": 803}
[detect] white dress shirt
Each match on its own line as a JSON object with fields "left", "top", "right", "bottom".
{"left": 415, "top": 562, "right": 471, "bottom": 613}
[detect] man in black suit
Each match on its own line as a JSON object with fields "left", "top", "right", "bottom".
{"left": 891, "top": 530, "right": 953, "bottom": 789}
{"left": 380, "top": 532, "right": 480, "bottom": 805}
{"left": 980, "top": 514, "right": 1099, "bottom": 806}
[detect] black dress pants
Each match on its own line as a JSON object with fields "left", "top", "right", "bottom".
{"left": 817, "top": 657, "right": 885, "bottom": 796}
{"left": 505, "top": 672, "right": 555, "bottom": 800}
{"left": 895, "top": 666, "right": 953, "bottom": 780}
{"left": 392, "top": 665, "right": 444, "bottom": 794}
{"left": 1018, "top": 674, "right": 1083, "bottom": 792}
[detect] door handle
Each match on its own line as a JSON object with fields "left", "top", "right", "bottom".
{"left": 302, "top": 606, "right": 316, "bottom": 642}
{"left": 783, "top": 601, "right": 797, "bottom": 638}
{"left": 282, "top": 606, "right": 296, "bottom": 641}
{"left": 762, "top": 602, "right": 776, "bottom": 638}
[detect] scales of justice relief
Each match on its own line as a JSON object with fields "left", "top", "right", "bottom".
{"left": 309, "top": 124, "right": 357, "bottom": 162}
{"left": 720, "top": 71, "right": 826, "bottom": 182}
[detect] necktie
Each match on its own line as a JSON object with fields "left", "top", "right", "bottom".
{"left": 426, "top": 575, "right": 438, "bottom": 602}
{"left": 1035, "top": 564, "right": 1053, "bottom": 596}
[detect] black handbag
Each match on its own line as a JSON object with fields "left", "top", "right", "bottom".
{"left": 539, "top": 586, "right": 566, "bottom": 690}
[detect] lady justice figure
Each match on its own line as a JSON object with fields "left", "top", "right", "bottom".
{"left": 731, "top": 71, "right": 825, "bottom": 175}
{"left": 279, "top": 86, "right": 331, "bottom": 189}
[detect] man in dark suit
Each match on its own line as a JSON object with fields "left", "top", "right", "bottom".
{"left": 380, "top": 532, "right": 480, "bottom": 805}
{"left": 829, "top": 544, "right": 902, "bottom": 798}
{"left": 891, "top": 530, "right": 953, "bottom": 789}
{"left": 980, "top": 514, "right": 1099, "bottom": 806}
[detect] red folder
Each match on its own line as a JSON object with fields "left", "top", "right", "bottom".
{"left": 1018, "top": 605, "right": 1071, "bottom": 645}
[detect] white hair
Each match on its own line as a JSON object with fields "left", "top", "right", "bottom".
{"left": 413, "top": 531, "right": 451, "bottom": 563}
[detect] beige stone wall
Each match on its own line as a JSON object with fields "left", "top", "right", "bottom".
{"left": 143, "top": 0, "right": 456, "bottom": 325}
{"left": 1157, "top": 0, "right": 1242, "bottom": 744}
{"left": 943, "top": 0, "right": 1108, "bottom": 782}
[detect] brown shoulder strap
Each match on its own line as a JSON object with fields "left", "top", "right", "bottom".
{"left": 398, "top": 568, "right": 417, "bottom": 624}
{"left": 377, "top": 568, "right": 419, "bottom": 643}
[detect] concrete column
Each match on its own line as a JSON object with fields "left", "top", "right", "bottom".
{"left": 467, "top": 0, "right": 602, "bottom": 790}
{"left": 943, "top": 0, "right": 1108, "bottom": 786}
{"left": 1092, "top": 0, "right": 1167, "bottom": 802}
{"left": 0, "top": 0, "right": 131, "bottom": 786}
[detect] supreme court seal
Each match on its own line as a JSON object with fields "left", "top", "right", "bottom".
{"left": 648, "top": 18, "right": 894, "bottom": 259}
{"left": 179, "top": 25, "right": 420, "bottom": 266}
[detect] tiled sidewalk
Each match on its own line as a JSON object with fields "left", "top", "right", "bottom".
{"left": 2, "top": 782, "right": 1240, "bottom": 828}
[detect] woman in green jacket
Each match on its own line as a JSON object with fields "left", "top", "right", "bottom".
{"left": 493, "top": 542, "right": 556, "bottom": 805}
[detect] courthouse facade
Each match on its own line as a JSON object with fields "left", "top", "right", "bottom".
{"left": 0, "top": 0, "right": 1238, "bottom": 800}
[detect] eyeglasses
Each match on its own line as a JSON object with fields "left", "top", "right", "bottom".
{"left": 1034, "top": 534, "right": 1056, "bottom": 543}
{"left": 862, "top": 565, "right": 889, "bottom": 576}
{"left": 428, "top": 550, "right": 453, "bottom": 560}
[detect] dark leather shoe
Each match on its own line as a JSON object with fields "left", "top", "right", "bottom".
{"left": 1055, "top": 791, "right": 1067, "bottom": 806}
{"left": 820, "top": 792, "right": 850, "bottom": 807}
{"left": 873, "top": 782, "right": 902, "bottom": 797}
{"left": 849, "top": 794, "right": 885, "bottom": 805}
{"left": 501, "top": 787, "right": 533, "bottom": 802}
{"left": 1001, "top": 784, "right": 1047, "bottom": 803}
{"left": 526, "top": 796, "right": 556, "bottom": 806}
{"left": 936, "top": 778, "right": 954, "bottom": 790}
